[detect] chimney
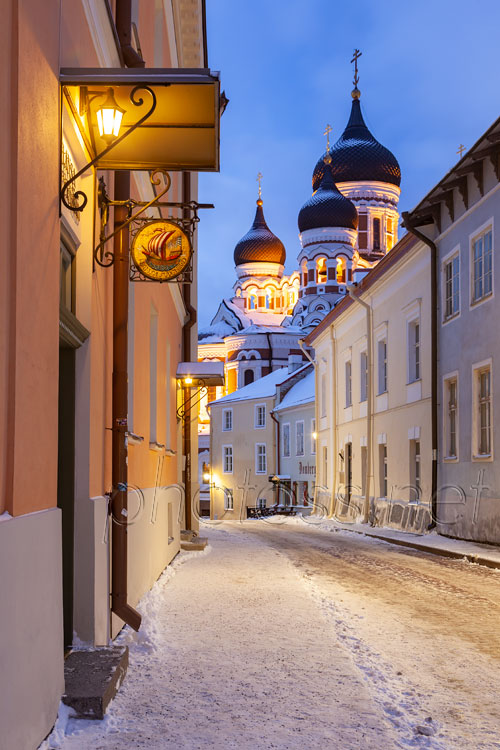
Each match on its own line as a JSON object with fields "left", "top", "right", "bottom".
{"left": 288, "top": 354, "right": 303, "bottom": 374}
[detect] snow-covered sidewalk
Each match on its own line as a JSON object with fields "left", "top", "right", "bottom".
{"left": 45, "top": 525, "right": 396, "bottom": 749}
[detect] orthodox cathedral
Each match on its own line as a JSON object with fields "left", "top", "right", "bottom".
{"left": 198, "top": 66, "right": 401, "bottom": 423}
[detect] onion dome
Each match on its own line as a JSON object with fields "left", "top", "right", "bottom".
{"left": 234, "top": 199, "right": 286, "bottom": 266}
{"left": 313, "top": 95, "right": 401, "bottom": 190}
{"left": 298, "top": 161, "right": 358, "bottom": 233}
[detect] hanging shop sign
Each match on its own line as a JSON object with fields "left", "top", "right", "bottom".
{"left": 130, "top": 219, "right": 191, "bottom": 282}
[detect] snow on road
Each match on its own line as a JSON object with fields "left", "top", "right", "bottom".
{"left": 44, "top": 520, "right": 500, "bottom": 749}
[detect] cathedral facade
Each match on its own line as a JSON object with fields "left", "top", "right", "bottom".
{"left": 198, "top": 82, "right": 402, "bottom": 388}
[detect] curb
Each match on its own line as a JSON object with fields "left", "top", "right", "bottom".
{"left": 337, "top": 526, "right": 500, "bottom": 570}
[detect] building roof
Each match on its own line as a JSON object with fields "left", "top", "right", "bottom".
{"left": 313, "top": 96, "right": 401, "bottom": 190}
{"left": 305, "top": 231, "right": 418, "bottom": 344}
{"left": 233, "top": 199, "right": 286, "bottom": 267}
{"left": 273, "top": 369, "right": 315, "bottom": 413}
{"left": 298, "top": 163, "right": 358, "bottom": 233}
{"left": 209, "top": 367, "right": 290, "bottom": 406}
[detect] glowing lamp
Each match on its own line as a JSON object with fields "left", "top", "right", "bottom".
{"left": 312, "top": 432, "right": 317, "bottom": 440}
{"left": 96, "top": 88, "right": 125, "bottom": 143}
{"left": 184, "top": 377, "right": 193, "bottom": 385}
{"left": 203, "top": 472, "right": 210, "bottom": 483}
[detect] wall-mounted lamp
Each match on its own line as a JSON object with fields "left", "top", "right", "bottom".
{"left": 95, "top": 88, "right": 126, "bottom": 144}
{"left": 184, "top": 377, "right": 193, "bottom": 385}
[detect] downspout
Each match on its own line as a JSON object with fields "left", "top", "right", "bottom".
{"left": 347, "top": 287, "right": 373, "bottom": 524}
{"left": 402, "top": 213, "right": 438, "bottom": 529}
{"left": 115, "top": 0, "right": 145, "bottom": 68}
{"left": 110, "top": 0, "right": 144, "bottom": 632}
{"left": 270, "top": 409, "right": 280, "bottom": 505}
{"left": 328, "top": 327, "right": 338, "bottom": 518}
{"left": 182, "top": 171, "right": 196, "bottom": 531}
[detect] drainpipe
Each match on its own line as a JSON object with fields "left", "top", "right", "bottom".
{"left": 266, "top": 332, "right": 273, "bottom": 375}
{"left": 401, "top": 213, "right": 438, "bottom": 529}
{"left": 347, "top": 287, "right": 373, "bottom": 524}
{"left": 182, "top": 171, "right": 196, "bottom": 531}
{"left": 270, "top": 410, "right": 280, "bottom": 505}
{"left": 115, "top": 0, "right": 145, "bottom": 68}
{"left": 328, "top": 327, "right": 338, "bottom": 518}
{"left": 109, "top": 0, "right": 145, "bottom": 632}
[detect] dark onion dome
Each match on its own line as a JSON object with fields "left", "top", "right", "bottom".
{"left": 298, "top": 161, "right": 358, "bottom": 233}
{"left": 312, "top": 96, "right": 401, "bottom": 190}
{"left": 233, "top": 199, "right": 286, "bottom": 266}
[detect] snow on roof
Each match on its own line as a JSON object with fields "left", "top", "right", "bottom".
{"left": 209, "top": 368, "right": 289, "bottom": 406}
{"left": 273, "top": 369, "right": 315, "bottom": 413}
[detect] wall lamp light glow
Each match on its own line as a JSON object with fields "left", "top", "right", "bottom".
{"left": 96, "top": 88, "right": 125, "bottom": 144}
{"left": 184, "top": 377, "right": 193, "bottom": 385}
{"left": 202, "top": 472, "right": 210, "bottom": 482}
{"left": 312, "top": 432, "right": 318, "bottom": 440}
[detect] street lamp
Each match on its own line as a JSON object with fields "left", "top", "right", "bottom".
{"left": 96, "top": 88, "right": 125, "bottom": 144}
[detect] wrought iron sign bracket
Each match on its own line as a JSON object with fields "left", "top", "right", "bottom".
{"left": 60, "top": 84, "right": 159, "bottom": 214}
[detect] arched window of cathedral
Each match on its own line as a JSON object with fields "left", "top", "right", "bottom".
{"left": 386, "top": 217, "right": 394, "bottom": 251}
{"left": 265, "top": 292, "right": 271, "bottom": 309}
{"left": 373, "top": 217, "right": 381, "bottom": 251}
{"left": 302, "top": 261, "right": 308, "bottom": 287}
{"left": 316, "top": 257, "right": 327, "bottom": 284}
{"left": 244, "top": 369, "right": 254, "bottom": 386}
{"left": 288, "top": 291, "right": 295, "bottom": 306}
{"left": 336, "top": 258, "right": 346, "bottom": 284}
{"left": 249, "top": 295, "right": 257, "bottom": 310}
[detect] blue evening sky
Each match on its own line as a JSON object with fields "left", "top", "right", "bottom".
{"left": 197, "top": 0, "right": 500, "bottom": 327}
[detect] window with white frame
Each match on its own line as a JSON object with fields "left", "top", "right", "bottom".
{"left": 473, "top": 365, "right": 492, "bottom": 456}
{"left": 311, "top": 418, "right": 316, "bottom": 454}
{"left": 360, "top": 351, "right": 368, "bottom": 402}
{"left": 377, "top": 339, "right": 388, "bottom": 394}
{"left": 443, "top": 253, "right": 460, "bottom": 320}
{"left": 255, "top": 443, "right": 267, "bottom": 474}
{"left": 282, "top": 423, "right": 290, "bottom": 457}
{"left": 345, "top": 360, "right": 352, "bottom": 407}
{"left": 471, "top": 227, "right": 493, "bottom": 304}
{"left": 224, "top": 489, "right": 234, "bottom": 510}
{"left": 320, "top": 373, "right": 327, "bottom": 417}
{"left": 255, "top": 403, "right": 266, "bottom": 428}
{"left": 444, "top": 377, "right": 458, "bottom": 458}
{"left": 222, "top": 445, "right": 233, "bottom": 473}
{"left": 409, "top": 439, "right": 421, "bottom": 501}
{"left": 296, "top": 421, "right": 304, "bottom": 456}
{"left": 408, "top": 319, "right": 420, "bottom": 382}
{"left": 222, "top": 408, "right": 233, "bottom": 431}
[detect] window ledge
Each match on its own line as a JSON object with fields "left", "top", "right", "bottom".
{"left": 149, "top": 441, "right": 165, "bottom": 453}
{"left": 472, "top": 453, "right": 493, "bottom": 461}
{"left": 443, "top": 455, "right": 458, "bottom": 462}
{"left": 127, "top": 432, "right": 144, "bottom": 446}
{"left": 442, "top": 313, "right": 460, "bottom": 325}
{"left": 470, "top": 293, "right": 493, "bottom": 308}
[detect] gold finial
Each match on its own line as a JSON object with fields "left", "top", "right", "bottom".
{"left": 256, "top": 171, "right": 263, "bottom": 204}
{"left": 457, "top": 144, "right": 466, "bottom": 158}
{"left": 351, "top": 48, "right": 362, "bottom": 99}
{"left": 324, "top": 123, "right": 333, "bottom": 151}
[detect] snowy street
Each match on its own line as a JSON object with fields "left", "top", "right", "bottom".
{"left": 48, "top": 520, "right": 500, "bottom": 750}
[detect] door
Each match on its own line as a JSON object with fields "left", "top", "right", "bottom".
{"left": 345, "top": 442, "right": 352, "bottom": 505}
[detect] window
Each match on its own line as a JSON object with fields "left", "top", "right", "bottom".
{"left": 378, "top": 339, "right": 387, "bottom": 394}
{"left": 255, "top": 404, "right": 266, "bottom": 428}
{"left": 345, "top": 361, "right": 352, "bottom": 407}
{"left": 386, "top": 217, "right": 394, "bottom": 251}
{"left": 149, "top": 305, "right": 158, "bottom": 443}
{"left": 60, "top": 240, "right": 76, "bottom": 313}
{"left": 409, "top": 440, "right": 421, "bottom": 501}
{"left": 249, "top": 295, "right": 257, "bottom": 310}
{"left": 379, "top": 444, "right": 388, "bottom": 497}
{"left": 373, "top": 217, "right": 381, "bottom": 251}
{"left": 445, "top": 378, "right": 458, "bottom": 458}
{"left": 475, "top": 367, "right": 491, "bottom": 456}
{"left": 322, "top": 446, "right": 328, "bottom": 487}
{"left": 244, "top": 369, "right": 254, "bottom": 386}
{"left": 360, "top": 352, "right": 368, "bottom": 402}
{"left": 296, "top": 421, "right": 304, "bottom": 456}
{"left": 443, "top": 254, "right": 460, "bottom": 320}
{"left": 223, "top": 445, "right": 233, "bottom": 473}
{"left": 321, "top": 374, "right": 327, "bottom": 417}
{"left": 311, "top": 418, "right": 316, "bottom": 454}
{"left": 224, "top": 489, "right": 234, "bottom": 510}
{"left": 222, "top": 408, "right": 233, "bottom": 432}
{"left": 283, "top": 423, "right": 290, "bottom": 457}
{"left": 255, "top": 443, "right": 267, "bottom": 474}
{"left": 336, "top": 258, "right": 346, "bottom": 284}
{"left": 471, "top": 228, "right": 493, "bottom": 304}
{"left": 408, "top": 320, "right": 420, "bottom": 382}
{"left": 316, "top": 257, "right": 327, "bottom": 285}
{"left": 358, "top": 212, "right": 368, "bottom": 250}
{"left": 302, "top": 261, "right": 308, "bottom": 287}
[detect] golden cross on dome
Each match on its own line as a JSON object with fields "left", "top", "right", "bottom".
{"left": 324, "top": 123, "right": 333, "bottom": 151}
{"left": 351, "top": 48, "right": 362, "bottom": 88}
{"left": 256, "top": 171, "right": 263, "bottom": 198}
{"left": 457, "top": 143, "right": 466, "bottom": 158}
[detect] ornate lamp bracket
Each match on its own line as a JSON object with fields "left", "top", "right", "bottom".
{"left": 60, "top": 84, "right": 159, "bottom": 214}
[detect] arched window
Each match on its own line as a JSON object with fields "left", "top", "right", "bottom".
{"left": 265, "top": 293, "right": 271, "bottom": 309}
{"left": 302, "top": 261, "right": 308, "bottom": 287}
{"left": 336, "top": 258, "right": 346, "bottom": 284}
{"left": 249, "top": 295, "right": 257, "bottom": 310}
{"left": 244, "top": 369, "right": 254, "bottom": 386}
{"left": 316, "top": 257, "right": 327, "bottom": 284}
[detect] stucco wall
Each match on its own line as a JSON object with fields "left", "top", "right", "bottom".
{"left": 0, "top": 509, "right": 64, "bottom": 750}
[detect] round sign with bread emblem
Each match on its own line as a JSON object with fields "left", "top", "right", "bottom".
{"left": 131, "top": 220, "right": 191, "bottom": 281}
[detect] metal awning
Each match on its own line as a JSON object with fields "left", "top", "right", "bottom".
{"left": 60, "top": 68, "right": 220, "bottom": 172}
{"left": 176, "top": 361, "right": 224, "bottom": 385}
